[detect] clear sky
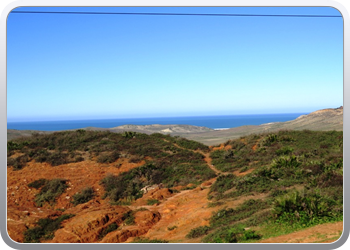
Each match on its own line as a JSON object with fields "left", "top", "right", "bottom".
{"left": 7, "top": 7, "right": 343, "bottom": 122}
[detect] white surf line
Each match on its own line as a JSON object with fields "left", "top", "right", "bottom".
{"left": 213, "top": 128, "right": 230, "bottom": 131}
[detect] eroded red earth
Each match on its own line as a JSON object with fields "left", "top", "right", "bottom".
{"left": 7, "top": 143, "right": 342, "bottom": 244}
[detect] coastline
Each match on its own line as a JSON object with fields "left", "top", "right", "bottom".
{"left": 7, "top": 113, "right": 306, "bottom": 132}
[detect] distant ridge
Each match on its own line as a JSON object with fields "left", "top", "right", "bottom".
{"left": 110, "top": 124, "right": 213, "bottom": 134}
{"left": 183, "top": 106, "right": 343, "bottom": 145}
{"left": 7, "top": 106, "right": 343, "bottom": 145}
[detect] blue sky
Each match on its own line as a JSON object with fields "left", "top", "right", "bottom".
{"left": 7, "top": 7, "right": 343, "bottom": 122}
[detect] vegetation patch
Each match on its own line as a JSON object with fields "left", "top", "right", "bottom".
{"left": 23, "top": 214, "right": 75, "bottom": 243}
{"left": 97, "top": 151, "right": 120, "bottom": 164}
{"left": 167, "top": 226, "right": 177, "bottom": 231}
{"left": 122, "top": 211, "right": 135, "bottom": 225}
{"left": 34, "top": 179, "right": 68, "bottom": 207}
{"left": 7, "top": 130, "right": 215, "bottom": 205}
{"left": 209, "top": 130, "right": 343, "bottom": 200}
{"left": 146, "top": 199, "right": 160, "bottom": 205}
{"left": 7, "top": 154, "right": 29, "bottom": 170}
{"left": 98, "top": 223, "right": 119, "bottom": 240}
{"left": 71, "top": 187, "right": 95, "bottom": 206}
{"left": 28, "top": 179, "right": 48, "bottom": 189}
{"left": 208, "top": 174, "right": 236, "bottom": 198}
{"left": 203, "top": 131, "right": 343, "bottom": 243}
{"left": 272, "top": 188, "right": 343, "bottom": 227}
{"left": 100, "top": 159, "right": 215, "bottom": 203}
{"left": 132, "top": 237, "right": 169, "bottom": 243}
{"left": 186, "top": 226, "right": 210, "bottom": 238}
{"left": 202, "top": 224, "right": 261, "bottom": 243}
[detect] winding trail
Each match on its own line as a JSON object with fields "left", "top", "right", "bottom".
{"left": 162, "top": 139, "right": 223, "bottom": 175}
{"left": 198, "top": 151, "right": 223, "bottom": 175}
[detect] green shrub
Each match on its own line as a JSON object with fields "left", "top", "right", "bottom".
{"left": 46, "top": 151, "right": 69, "bottom": 166}
{"left": 240, "top": 229, "right": 261, "bottom": 241}
{"left": 207, "top": 201, "right": 224, "bottom": 207}
{"left": 23, "top": 214, "right": 74, "bottom": 243}
{"left": 147, "top": 199, "right": 160, "bottom": 205}
{"left": 209, "top": 174, "right": 235, "bottom": 195}
{"left": 132, "top": 237, "right": 169, "bottom": 243}
{"left": 7, "top": 141, "right": 28, "bottom": 151}
{"left": 269, "top": 188, "right": 288, "bottom": 198}
{"left": 34, "top": 179, "right": 68, "bottom": 207}
{"left": 7, "top": 155, "right": 29, "bottom": 170}
{"left": 208, "top": 199, "right": 269, "bottom": 231}
{"left": 272, "top": 189, "right": 342, "bottom": 226}
{"left": 28, "top": 179, "right": 48, "bottom": 189}
{"left": 202, "top": 224, "right": 261, "bottom": 243}
{"left": 122, "top": 211, "right": 135, "bottom": 225}
{"left": 167, "top": 226, "right": 177, "bottom": 231}
{"left": 97, "top": 151, "right": 119, "bottom": 164}
{"left": 186, "top": 226, "right": 210, "bottom": 238}
{"left": 71, "top": 187, "right": 95, "bottom": 206}
{"left": 262, "top": 134, "right": 278, "bottom": 146}
{"left": 98, "top": 223, "right": 118, "bottom": 240}
{"left": 271, "top": 155, "right": 301, "bottom": 169}
{"left": 175, "top": 137, "right": 209, "bottom": 152}
{"left": 100, "top": 173, "right": 143, "bottom": 203}
{"left": 276, "top": 147, "right": 294, "bottom": 156}
{"left": 122, "top": 131, "right": 137, "bottom": 138}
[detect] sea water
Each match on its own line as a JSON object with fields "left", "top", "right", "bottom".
{"left": 7, "top": 113, "right": 307, "bottom": 131}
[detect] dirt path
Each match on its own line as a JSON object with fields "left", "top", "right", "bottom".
{"left": 200, "top": 151, "right": 222, "bottom": 175}
{"left": 162, "top": 139, "right": 223, "bottom": 175}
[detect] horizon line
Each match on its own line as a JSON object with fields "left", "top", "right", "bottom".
{"left": 7, "top": 111, "right": 312, "bottom": 123}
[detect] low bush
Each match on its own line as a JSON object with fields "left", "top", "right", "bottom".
{"left": 167, "top": 226, "right": 177, "bottom": 231}
{"left": 272, "top": 189, "right": 342, "bottom": 227}
{"left": 7, "top": 155, "right": 29, "bottom": 170}
{"left": 23, "top": 214, "right": 75, "bottom": 243}
{"left": 34, "top": 179, "right": 68, "bottom": 207}
{"left": 209, "top": 174, "right": 236, "bottom": 196}
{"left": 276, "top": 147, "right": 294, "bottom": 156}
{"left": 240, "top": 229, "right": 261, "bottom": 241}
{"left": 186, "top": 226, "right": 210, "bottom": 238}
{"left": 97, "top": 151, "right": 120, "bottom": 164}
{"left": 132, "top": 237, "right": 169, "bottom": 243}
{"left": 122, "top": 211, "right": 135, "bottom": 225}
{"left": 71, "top": 187, "right": 95, "bottom": 206}
{"left": 28, "top": 179, "right": 48, "bottom": 189}
{"left": 98, "top": 223, "right": 118, "bottom": 240}
{"left": 146, "top": 199, "right": 160, "bottom": 205}
{"left": 202, "top": 224, "right": 260, "bottom": 243}
{"left": 175, "top": 137, "right": 209, "bottom": 152}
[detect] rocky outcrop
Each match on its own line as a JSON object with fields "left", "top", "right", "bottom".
{"left": 50, "top": 206, "right": 129, "bottom": 243}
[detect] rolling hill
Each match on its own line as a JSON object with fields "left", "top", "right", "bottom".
{"left": 7, "top": 127, "right": 343, "bottom": 243}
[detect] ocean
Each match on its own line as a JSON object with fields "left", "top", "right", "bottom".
{"left": 7, "top": 113, "right": 307, "bottom": 131}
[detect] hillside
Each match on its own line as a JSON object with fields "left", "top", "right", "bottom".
{"left": 184, "top": 106, "right": 343, "bottom": 145}
{"left": 7, "top": 129, "right": 343, "bottom": 243}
